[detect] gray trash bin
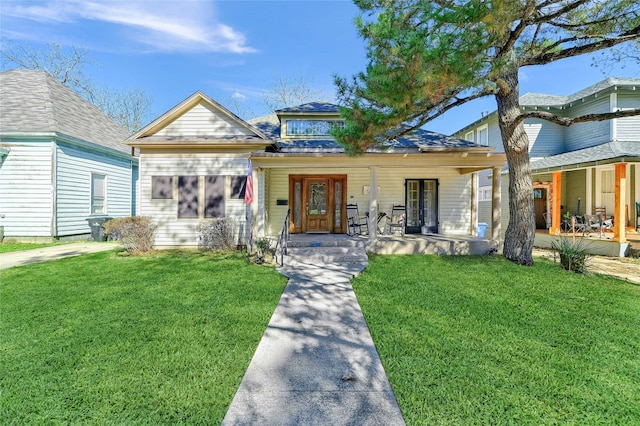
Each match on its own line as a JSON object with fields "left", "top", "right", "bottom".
{"left": 86, "top": 216, "right": 113, "bottom": 241}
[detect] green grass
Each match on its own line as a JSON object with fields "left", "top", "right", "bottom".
{"left": 353, "top": 255, "right": 640, "bottom": 425}
{"left": 0, "top": 250, "right": 287, "bottom": 425}
{"left": 0, "top": 241, "right": 74, "bottom": 253}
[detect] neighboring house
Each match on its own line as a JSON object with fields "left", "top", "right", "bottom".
{"left": 454, "top": 77, "right": 640, "bottom": 253}
{"left": 125, "top": 92, "right": 506, "bottom": 248}
{"left": 0, "top": 69, "right": 138, "bottom": 242}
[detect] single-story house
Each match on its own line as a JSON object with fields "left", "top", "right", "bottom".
{"left": 125, "top": 91, "right": 506, "bottom": 249}
{"left": 454, "top": 78, "right": 640, "bottom": 256}
{"left": 0, "top": 69, "right": 138, "bottom": 242}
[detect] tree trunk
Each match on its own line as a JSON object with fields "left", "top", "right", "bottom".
{"left": 495, "top": 60, "right": 536, "bottom": 266}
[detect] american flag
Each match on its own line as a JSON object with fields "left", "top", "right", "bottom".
{"left": 244, "top": 159, "right": 253, "bottom": 205}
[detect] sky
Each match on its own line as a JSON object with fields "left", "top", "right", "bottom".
{"left": 1, "top": 0, "right": 639, "bottom": 136}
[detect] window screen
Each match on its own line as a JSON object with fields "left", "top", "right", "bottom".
{"left": 152, "top": 176, "right": 173, "bottom": 199}
{"left": 178, "top": 176, "right": 199, "bottom": 218}
{"left": 230, "top": 176, "right": 247, "bottom": 199}
{"left": 205, "top": 176, "right": 225, "bottom": 218}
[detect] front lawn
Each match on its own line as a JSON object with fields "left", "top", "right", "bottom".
{"left": 0, "top": 241, "right": 72, "bottom": 253}
{"left": 353, "top": 255, "right": 640, "bottom": 425}
{"left": 0, "top": 250, "right": 287, "bottom": 425}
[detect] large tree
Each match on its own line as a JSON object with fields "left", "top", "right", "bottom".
{"left": 334, "top": 0, "right": 640, "bottom": 265}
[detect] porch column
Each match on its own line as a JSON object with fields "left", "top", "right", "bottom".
{"left": 613, "top": 162, "right": 627, "bottom": 243}
{"left": 256, "top": 168, "right": 265, "bottom": 237}
{"left": 549, "top": 171, "right": 562, "bottom": 235}
{"left": 491, "top": 167, "right": 501, "bottom": 240}
{"left": 368, "top": 166, "right": 378, "bottom": 246}
{"left": 471, "top": 173, "right": 478, "bottom": 235}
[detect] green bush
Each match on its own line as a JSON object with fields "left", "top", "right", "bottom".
{"left": 551, "top": 237, "right": 591, "bottom": 273}
{"left": 103, "top": 216, "right": 157, "bottom": 253}
{"left": 197, "top": 218, "right": 237, "bottom": 251}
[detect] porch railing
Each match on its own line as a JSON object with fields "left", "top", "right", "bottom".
{"left": 274, "top": 209, "right": 290, "bottom": 266}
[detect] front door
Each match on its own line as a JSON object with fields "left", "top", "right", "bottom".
{"left": 405, "top": 179, "right": 438, "bottom": 234}
{"left": 534, "top": 188, "right": 548, "bottom": 229}
{"left": 306, "top": 178, "right": 330, "bottom": 232}
{"left": 289, "top": 175, "right": 347, "bottom": 234}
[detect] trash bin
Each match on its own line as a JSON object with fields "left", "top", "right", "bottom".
{"left": 477, "top": 223, "right": 488, "bottom": 238}
{"left": 86, "top": 216, "right": 113, "bottom": 241}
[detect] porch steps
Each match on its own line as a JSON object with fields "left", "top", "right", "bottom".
{"left": 278, "top": 235, "right": 368, "bottom": 279}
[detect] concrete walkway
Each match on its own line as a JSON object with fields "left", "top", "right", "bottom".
{"left": 222, "top": 261, "right": 406, "bottom": 426}
{"left": 0, "top": 242, "right": 118, "bottom": 270}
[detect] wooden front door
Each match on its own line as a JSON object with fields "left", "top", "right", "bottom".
{"left": 305, "top": 178, "right": 330, "bottom": 232}
{"left": 289, "top": 175, "right": 347, "bottom": 234}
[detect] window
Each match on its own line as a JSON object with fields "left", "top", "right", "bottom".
{"left": 230, "top": 176, "right": 247, "bottom": 199}
{"left": 601, "top": 170, "right": 614, "bottom": 194}
{"left": 91, "top": 173, "right": 106, "bottom": 214}
{"left": 152, "top": 176, "right": 173, "bottom": 199}
{"left": 464, "top": 131, "right": 474, "bottom": 142}
{"left": 286, "top": 120, "right": 344, "bottom": 136}
{"left": 178, "top": 176, "right": 199, "bottom": 218}
{"left": 205, "top": 176, "right": 225, "bottom": 218}
{"left": 478, "top": 186, "right": 492, "bottom": 201}
{"left": 477, "top": 125, "right": 488, "bottom": 146}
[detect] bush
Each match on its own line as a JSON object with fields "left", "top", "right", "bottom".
{"left": 103, "top": 216, "right": 157, "bottom": 253}
{"left": 197, "top": 218, "right": 237, "bottom": 251}
{"left": 551, "top": 237, "right": 591, "bottom": 274}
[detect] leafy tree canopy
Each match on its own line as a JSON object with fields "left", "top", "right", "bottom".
{"left": 334, "top": 0, "right": 640, "bottom": 154}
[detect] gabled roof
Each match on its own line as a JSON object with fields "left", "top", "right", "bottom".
{"left": 0, "top": 69, "right": 131, "bottom": 155}
{"left": 521, "top": 77, "right": 640, "bottom": 107}
{"left": 126, "top": 91, "right": 272, "bottom": 149}
{"left": 530, "top": 141, "right": 640, "bottom": 173}
{"left": 249, "top": 103, "right": 488, "bottom": 154}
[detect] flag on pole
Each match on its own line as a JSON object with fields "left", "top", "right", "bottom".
{"left": 244, "top": 159, "right": 254, "bottom": 205}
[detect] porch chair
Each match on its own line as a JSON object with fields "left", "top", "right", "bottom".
{"left": 584, "top": 214, "right": 603, "bottom": 237}
{"left": 346, "top": 203, "right": 368, "bottom": 236}
{"left": 387, "top": 205, "right": 406, "bottom": 236}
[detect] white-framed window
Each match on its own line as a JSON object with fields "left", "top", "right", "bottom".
{"left": 477, "top": 125, "right": 489, "bottom": 146}
{"left": 91, "top": 173, "right": 106, "bottom": 214}
{"left": 285, "top": 119, "right": 344, "bottom": 136}
{"left": 478, "top": 185, "right": 492, "bottom": 201}
{"left": 464, "top": 131, "right": 474, "bottom": 142}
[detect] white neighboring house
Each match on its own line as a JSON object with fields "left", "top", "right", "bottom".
{"left": 0, "top": 69, "right": 138, "bottom": 242}
{"left": 454, "top": 77, "right": 640, "bottom": 253}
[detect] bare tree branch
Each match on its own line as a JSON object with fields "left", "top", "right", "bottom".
{"left": 514, "top": 108, "right": 640, "bottom": 127}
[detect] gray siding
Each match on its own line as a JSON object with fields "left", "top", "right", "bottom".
{"left": 0, "top": 141, "right": 53, "bottom": 237}
{"left": 56, "top": 142, "right": 133, "bottom": 236}
{"left": 616, "top": 94, "right": 640, "bottom": 141}
{"left": 565, "top": 97, "right": 611, "bottom": 151}
{"left": 525, "top": 119, "right": 566, "bottom": 158}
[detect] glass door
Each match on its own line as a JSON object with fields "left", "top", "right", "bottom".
{"left": 405, "top": 179, "right": 438, "bottom": 234}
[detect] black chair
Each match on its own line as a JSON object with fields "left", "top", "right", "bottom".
{"left": 346, "top": 204, "right": 368, "bottom": 236}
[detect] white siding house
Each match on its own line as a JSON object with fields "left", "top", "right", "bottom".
{"left": 0, "top": 69, "right": 138, "bottom": 242}
{"left": 126, "top": 93, "right": 506, "bottom": 249}
{"left": 454, "top": 77, "right": 640, "bottom": 253}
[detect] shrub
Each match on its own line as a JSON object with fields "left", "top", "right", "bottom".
{"left": 551, "top": 237, "right": 591, "bottom": 274}
{"left": 103, "top": 216, "right": 157, "bottom": 253}
{"left": 197, "top": 218, "right": 237, "bottom": 251}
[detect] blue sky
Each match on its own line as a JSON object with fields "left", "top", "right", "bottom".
{"left": 1, "top": 0, "right": 639, "bottom": 135}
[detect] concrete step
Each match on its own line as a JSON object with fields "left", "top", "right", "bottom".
{"left": 286, "top": 246, "right": 368, "bottom": 265}
{"left": 277, "top": 259, "right": 368, "bottom": 280}
{"left": 286, "top": 237, "right": 367, "bottom": 249}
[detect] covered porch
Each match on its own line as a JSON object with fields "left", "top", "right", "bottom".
{"left": 529, "top": 143, "right": 640, "bottom": 257}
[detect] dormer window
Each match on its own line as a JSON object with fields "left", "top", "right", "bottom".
{"left": 285, "top": 119, "right": 344, "bottom": 136}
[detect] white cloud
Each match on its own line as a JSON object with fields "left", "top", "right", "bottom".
{"left": 1, "top": 0, "right": 256, "bottom": 53}
{"left": 231, "top": 91, "right": 247, "bottom": 101}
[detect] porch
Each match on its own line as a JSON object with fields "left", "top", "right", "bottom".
{"left": 285, "top": 232, "right": 498, "bottom": 256}
{"left": 534, "top": 229, "right": 640, "bottom": 257}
